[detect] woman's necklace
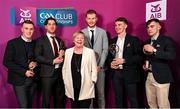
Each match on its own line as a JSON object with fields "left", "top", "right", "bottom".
{"left": 74, "top": 47, "right": 83, "bottom": 73}
{"left": 74, "top": 54, "right": 82, "bottom": 73}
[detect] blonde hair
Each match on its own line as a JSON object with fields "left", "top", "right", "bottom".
{"left": 73, "top": 31, "right": 85, "bottom": 39}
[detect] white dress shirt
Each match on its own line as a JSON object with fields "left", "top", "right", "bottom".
{"left": 46, "top": 32, "right": 60, "bottom": 68}
{"left": 116, "top": 34, "right": 126, "bottom": 69}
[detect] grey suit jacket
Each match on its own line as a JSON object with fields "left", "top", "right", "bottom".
{"left": 81, "top": 27, "right": 108, "bottom": 68}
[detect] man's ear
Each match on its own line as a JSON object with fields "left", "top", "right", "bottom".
{"left": 158, "top": 24, "right": 161, "bottom": 30}
{"left": 21, "top": 27, "right": 23, "bottom": 33}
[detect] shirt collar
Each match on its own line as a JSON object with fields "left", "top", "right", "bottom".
{"left": 151, "top": 34, "right": 159, "bottom": 40}
{"left": 46, "top": 32, "right": 56, "bottom": 38}
{"left": 21, "top": 35, "right": 32, "bottom": 42}
{"left": 88, "top": 26, "right": 96, "bottom": 32}
{"left": 118, "top": 33, "right": 126, "bottom": 40}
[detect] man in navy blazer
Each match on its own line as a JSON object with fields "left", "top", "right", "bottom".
{"left": 108, "top": 17, "right": 142, "bottom": 108}
{"left": 143, "top": 19, "right": 176, "bottom": 108}
{"left": 3, "top": 20, "right": 37, "bottom": 107}
{"left": 35, "top": 17, "right": 66, "bottom": 108}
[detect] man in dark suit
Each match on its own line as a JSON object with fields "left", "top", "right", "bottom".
{"left": 3, "top": 20, "right": 37, "bottom": 108}
{"left": 35, "top": 17, "right": 66, "bottom": 108}
{"left": 108, "top": 17, "right": 142, "bottom": 108}
{"left": 143, "top": 19, "right": 176, "bottom": 108}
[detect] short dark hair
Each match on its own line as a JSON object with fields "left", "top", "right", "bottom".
{"left": 115, "top": 17, "right": 128, "bottom": 25}
{"left": 146, "top": 18, "right": 161, "bottom": 27}
{"left": 86, "top": 9, "right": 97, "bottom": 16}
{"left": 44, "top": 17, "right": 57, "bottom": 25}
{"left": 22, "top": 20, "right": 34, "bottom": 26}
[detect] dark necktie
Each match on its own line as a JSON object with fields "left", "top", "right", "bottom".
{"left": 151, "top": 39, "right": 156, "bottom": 45}
{"left": 51, "top": 36, "right": 58, "bottom": 57}
{"left": 90, "top": 30, "right": 94, "bottom": 48}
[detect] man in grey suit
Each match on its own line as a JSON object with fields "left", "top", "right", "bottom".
{"left": 81, "top": 9, "right": 109, "bottom": 108}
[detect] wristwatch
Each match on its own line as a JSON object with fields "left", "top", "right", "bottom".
{"left": 153, "top": 48, "right": 157, "bottom": 54}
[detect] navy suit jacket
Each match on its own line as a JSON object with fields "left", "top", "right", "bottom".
{"left": 35, "top": 35, "right": 65, "bottom": 77}
{"left": 108, "top": 34, "right": 142, "bottom": 83}
{"left": 3, "top": 37, "right": 36, "bottom": 85}
{"left": 144, "top": 35, "right": 176, "bottom": 83}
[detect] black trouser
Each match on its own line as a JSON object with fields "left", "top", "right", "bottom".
{"left": 13, "top": 78, "right": 36, "bottom": 108}
{"left": 112, "top": 70, "right": 138, "bottom": 108}
{"left": 71, "top": 99, "right": 91, "bottom": 108}
{"left": 41, "top": 69, "right": 66, "bottom": 108}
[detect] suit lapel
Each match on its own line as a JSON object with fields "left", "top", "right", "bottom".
{"left": 44, "top": 36, "right": 54, "bottom": 56}
{"left": 56, "top": 37, "right": 63, "bottom": 50}
{"left": 18, "top": 37, "right": 27, "bottom": 58}
{"left": 123, "top": 35, "right": 130, "bottom": 51}
{"left": 153, "top": 35, "right": 162, "bottom": 47}
{"left": 80, "top": 47, "right": 86, "bottom": 84}
{"left": 147, "top": 39, "right": 151, "bottom": 44}
{"left": 94, "top": 27, "right": 99, "bottom": 45}
{"left": 84, "top": 28, "right": 92, "bottom": 47}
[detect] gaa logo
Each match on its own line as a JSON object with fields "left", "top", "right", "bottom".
{"left": 37, "top": 9, "right": 77, "bottom": 26}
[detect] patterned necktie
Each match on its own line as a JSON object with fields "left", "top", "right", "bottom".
{"left": 90, "top": 30, "right": 94, "bottom": 48}
{"left": 51, "top": 36, "right": 58, "bottom": 57}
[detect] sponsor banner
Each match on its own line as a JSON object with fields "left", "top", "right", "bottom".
{"left": 11, "top": 7, "right": 36, "bottom": 25}
{"left": 11, "top": 7, "right": 77, "bottom": 26}
{"left": 37, "top": 8, "right": 77, "bottom": 26}
{"left": 146, "top": 0, "right": 167, "bottom": 21}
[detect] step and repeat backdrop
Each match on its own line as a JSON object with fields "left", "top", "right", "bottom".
{"left": 0, "top": 0, "right": 180, "bottom": 107}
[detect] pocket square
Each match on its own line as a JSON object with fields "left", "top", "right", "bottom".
{"left": 156, "top": 44, "right": 160, "bottom": 47}
{"left": 127, "top": 43, "right": 131, "bottom": 47}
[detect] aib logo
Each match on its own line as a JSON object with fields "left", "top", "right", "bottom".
{"left": 151, "top": 4, "right": 161, "bottom": 12}
{"left": 146, "top": 0, "right": 167, "bottom": 21}
{"left": 150, "top": 4, "right": 162, "bottom": 19}
{"left": 11, "top": 7, "right": 36, "bottom": 25}
{"left": 19, "top": 8, "right": 32, "bottom": 23}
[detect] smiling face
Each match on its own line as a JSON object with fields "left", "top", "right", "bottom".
{"left": 86, "top": 13, "right": 97, "bottom": 28}
{"left": 73, "top": 32, "right": 85, "bottom": 48}
{"left": 147, "top": 21, "right": 161, "bottom": 37}
{"left": 45, "top": 19, "right": 57, "bottom": 34}
{"left": 21, "top": 23, "right": 34, "bottom": 40}
{"left": 115, "top": 21, "right": 127, "bottom": 35}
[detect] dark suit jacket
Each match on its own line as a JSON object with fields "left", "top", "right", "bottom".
{"left": 35, "top": 35, "right": 65, "bottom": 77}
{"left": 108, "top": 34, "right": 142, "bottom": 83}
{"left": 144, "top": 35, "right": 176, "bottom": 84}
{"left": 3, "top": 37, "right": 36, "bottom": 86}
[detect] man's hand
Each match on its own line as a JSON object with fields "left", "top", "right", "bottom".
{"left": 25, "top": 70, "right": 34, "bottom": 77}
{"left": 143, "top": 44, "right": 155, "bottom": 53}
{"left": 142, "top": 64, "right": 149, "bottom": 71}
{"left": 58, "top": 50, "right": 65, "bottom": 58}
{"left": 110, "top": 61, "right": 119, "bottom": 69}
{"left": 53, "top": 57, "right": 64, "bottom": 64}
{"left": 97, "top": 66, "right": 102, "bottom": 72}
{"left": 113, "top": 58, "right": 125, "bottom": 65}
{"left": 111, "top": 59, "right": 120, "bottom": 69}
{"left": 28, "top": 61, "right": 37, "bottom": 70}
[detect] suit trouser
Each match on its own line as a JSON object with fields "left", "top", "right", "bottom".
{"left": 13, "top": 78, "right": 36, "bottom": 108}
{"left": 93, "top": 70, "right": 105, "bottom": 108}
{"left": 112, "top": 70, "right": 138, "bottom": 108}
{"left": 146, "top": 73, "right": 170, "bottom": 109}
{"left": 41, "top": 69, "right": 66, "bottom": 108}
{"left": 71, "top": 98, "right": 92, "bottom": 108}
